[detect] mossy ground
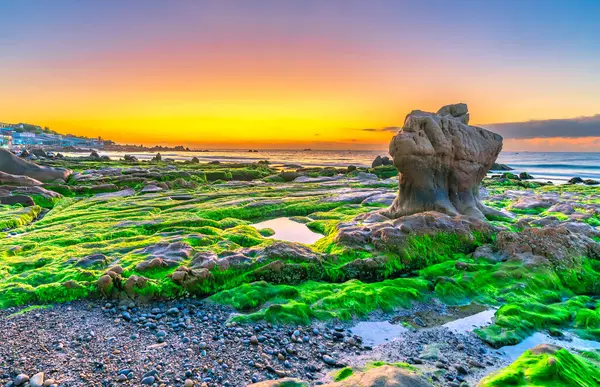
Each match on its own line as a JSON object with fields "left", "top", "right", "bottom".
{"left": 1, "top": 158, "right": 600, "bottom": 374}
{"left": 479, "top": 347, "right": 600, "bottom": 386}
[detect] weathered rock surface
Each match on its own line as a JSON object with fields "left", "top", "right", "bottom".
{"left": 0, "top": 148, "right": 71, "bottom": 182}
{"left": 248, "top": 366, "right": 433, "bottom": 387}
{"left": 387, "top": 104, "right": 503, "bottom": 219}
{"left": 493, "top": 222, "right": 600, "bottom": 267}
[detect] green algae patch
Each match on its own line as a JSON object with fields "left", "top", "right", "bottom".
{"left": 0, "top": 204, "right": 42, "bottom": 230}
{"left": 210, "top": 278, "right": 430, "bottom": 325}
{"left": 479, "top": 347, "right": 600, "bottom": 387}
{"left": 333, "top": 367, "right": 354, "bottom": 382}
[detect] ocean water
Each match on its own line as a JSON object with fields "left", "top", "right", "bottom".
{"left": 73, "top": 150, "right": 600, "bottom": 184}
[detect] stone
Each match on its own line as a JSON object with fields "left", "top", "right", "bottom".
{"left": 0, "top": 148, "right": 71, "bottom": 182}
{"left": 495, "top": 224, "right": 600, "bottom": 268}
{"left": 0, "top": 171, "right": 42, "bottom": 186}
{"left": 29, "top": 373, "right": 44, "bottom": 387}
{"left": 71, "top": 253, "right": 109, "bottom": 268}
{"left": 372, "top": 155, "right": 393, "bottom": 168}
{"left": 387, "top": 104, "right": 503, "bottom": 219}
{"left": 14, "top": 374, "right": 29, "bottom": 386}
{"left": 568, "top": 177, "right": 584, "bottom": 184}
{"left": 0, "top": 195, "right": 35, "bottom": 206}
{"left": 519, "top": 172, "right": 534, "bottom": 180}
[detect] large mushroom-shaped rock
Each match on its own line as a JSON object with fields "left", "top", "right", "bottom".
{"left": 387, "top": 103, "right": 503, "bottom": 219}
{"left": 0, "top": 148, "right": 71, "bottom": 182}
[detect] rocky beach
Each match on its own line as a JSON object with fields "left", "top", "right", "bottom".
{"left": 1, "top": 105, "right": 600, "bottom": 386}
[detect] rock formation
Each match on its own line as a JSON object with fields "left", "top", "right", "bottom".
{"left": 0, "top": 148, "right": 71, "bottom": 182}
{"left": 387, "top": 103, "right": 504, "bottom": 219}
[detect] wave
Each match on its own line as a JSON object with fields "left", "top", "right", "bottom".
{"left": 508, "top": 163, "right": 600, "bottom": 170}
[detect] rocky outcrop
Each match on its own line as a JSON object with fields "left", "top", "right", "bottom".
{"left": 247, "top": 366, "right": 432, "bottom": 387}
{"left": 494, "top": 223, "right": 600, "bottom": 268}
{"left": 0, "top": 149, "right": 71, "bottom": 182}
{"left": 387, "top": 104, "right": 503, "bottom": 219}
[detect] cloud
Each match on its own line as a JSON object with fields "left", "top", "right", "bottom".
{"left": 484, "top": 114, "right": 600, "bottom": 139}
{"left": 361, "top": 126, "right": 400, "bottom": 133}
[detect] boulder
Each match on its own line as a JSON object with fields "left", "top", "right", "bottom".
{"left": 495, "top": 224, "right": 600, "bottom": 268}
{"left": 0, "top": 195, "right": 35, "bottom": 206}
{"left": 0, "top": 148, "right": 71, "bottom": 182}
{"left": 568, "top": 177, "right": 584, "bottom": 184}
{"left": 0, "top": 171, "right": 42, "bottom": 186}
{"left": 371, "top": 155, "right": 393, "bottom": 168}
{"left": 519, "top": 172, "right": 534, "bottom": 180}
{"left": 387, "top": 104, "right": 503, "bottom": 219}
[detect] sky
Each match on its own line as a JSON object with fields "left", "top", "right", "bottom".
{"left": 1, "top": 0, "right": 599, "bottom": 151}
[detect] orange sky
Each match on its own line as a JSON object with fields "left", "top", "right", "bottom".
{"left": 2, "top": 1, "right": 599, "bottom": 150}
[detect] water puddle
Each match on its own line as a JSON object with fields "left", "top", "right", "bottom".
{"left": 351, "top": 306, "right": 496, "bottom": 347}
{"left": 250, "top": 217, "right": 324, "bottom": 244}
{"left": 350, "top": 321, "right": 408, "bottom": 346}
{"left": 499, "top": 332, "right": 600, "bottom": 361}
{"left": 442, "top": 309, "right": 496, "bottom": 333}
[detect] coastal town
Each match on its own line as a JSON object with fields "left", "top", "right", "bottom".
{"left": 0, "top": 122, "right": 105, "bottom": 150}
{"left": 0, "top": 122, "right": 201, "bottom": 153}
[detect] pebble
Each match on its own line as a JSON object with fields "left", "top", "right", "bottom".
{"left": 30, "top": 372, "right": 44, "bottom": 387}
{"left": 14, "top": 374, "right": 29, "bottom": 386}
{"left": 322, "top": 355, "right": 336, "bottom": 366}
{"left": 141, "top": 376, "right": 155, "bottom": 385}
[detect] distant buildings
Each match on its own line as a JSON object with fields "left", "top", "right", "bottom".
{"left": 0, "top": 128, "right": 12, "bottom": 148}
{"left": 0, "top": 122, "right": 104, "bottom": 149}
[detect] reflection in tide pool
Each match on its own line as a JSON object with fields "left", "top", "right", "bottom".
{"left": 500, "top": 332, "right": 600, "bottom": 361}
{"left": 442, "top": 309, "right": 496, "bottom": 333}
{"left": 250, "top": 217, "right": 324, "bottom": 244}
{"left": 350, "top": 321, "right": 409, "bottom": 346}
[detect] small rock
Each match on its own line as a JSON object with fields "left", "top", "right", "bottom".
{"left": 14, "top": 374, "right": 29, "bottom": 386}
{"left": 322, "top": 355, "right": 336, "bottom": 366}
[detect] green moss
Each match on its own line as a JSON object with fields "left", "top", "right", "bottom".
{"left": 479, "top": 347, "right": 600, "bottom": 387}
{"left": 333, "top": 367, "right": 354, "bottom": 381}
{"left": 211, "top": 278, "right": 429, "bottom": 325}
{"left": 258, "top": 228, "right": 275, "bottom": 237}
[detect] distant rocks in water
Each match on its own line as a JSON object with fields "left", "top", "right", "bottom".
{"left": 519, "top": 171, "right": 534, "bottom": 180}
{"left": 190, "top": 156, "right": 200, "bottom": 163}
{"left": 371, "top": 155, "right": 393, "bottom": 168}
{"left": 387, "top": 103, "right": 504, "bottom": 219}
{"left": 152, "top": 152, "right": 162, "bottom": 162}
{"left": 568, "top": 176, "right": 599, "bottom": 185}
{"left": 123, "top": 154, "right": 138, "bottom": 162}
{"left": 89, "top": 150, "right": 101, "bottom": 160}
{"left": 0, "top": 148, "right": 71, "bottom": 182}
{"left": 569, "top": 177, "right": 584, "bottom": 184}
{"left": 490, "top": 162, "right": 513, "bottom": 171}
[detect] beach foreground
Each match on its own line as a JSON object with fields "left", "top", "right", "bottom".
{"left": 1, "top": 106, "right": 600, "bottom": 386}
{"left": 1, "top": 153, "right": 599, "bottom": 386}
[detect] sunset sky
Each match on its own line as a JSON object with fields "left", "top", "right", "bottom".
{"left": 1, "top": 0, "right": 599, "bottom": 150}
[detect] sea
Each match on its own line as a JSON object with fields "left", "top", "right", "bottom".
{"left": 69, "top": 150, "right": 600, "bottom": 184}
